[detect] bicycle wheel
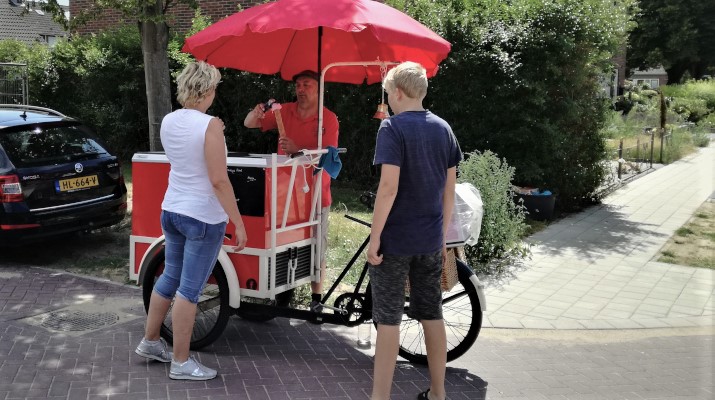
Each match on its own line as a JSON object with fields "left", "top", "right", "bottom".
{"left": 397, "top": 259, "right": 483, "bottom": 364}
{"left": 141, "top": 248, "right": 232, "bottom": 350}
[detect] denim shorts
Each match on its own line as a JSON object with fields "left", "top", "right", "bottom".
{"left": 369, "top": 251, "right": 443, "bottom": 325}
{"left": 153, "top": 210, "right": 227, "bottom": 304}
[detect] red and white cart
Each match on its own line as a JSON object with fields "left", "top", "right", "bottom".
{"left": 130, "top": 150, "right": 327, "bottom": 303}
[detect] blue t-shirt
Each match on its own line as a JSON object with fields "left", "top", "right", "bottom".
{"left": 373, "top": 110, "right": 463, "bottom": 256}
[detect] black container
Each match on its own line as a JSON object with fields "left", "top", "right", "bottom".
{"left": 514, "top": 192, "right": 556, "bottom": 221}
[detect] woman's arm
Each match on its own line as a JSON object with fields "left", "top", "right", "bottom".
{"left": 205, "top": 118, "right": 247, "bottom": 250}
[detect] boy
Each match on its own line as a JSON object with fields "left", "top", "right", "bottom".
{"left": 367, "top": 61, "right": 462, "bottom": 400}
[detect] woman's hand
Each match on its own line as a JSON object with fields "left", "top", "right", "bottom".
{"left": 232, "top": 223, "right": 247, "bottom": 252}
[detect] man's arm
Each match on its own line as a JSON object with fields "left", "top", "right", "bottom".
{"left": 244, "top": 103, "right": 266, "bottom": 129}
{"left": 322, "top": 110, "right": 339, "bottom": 148}
{"left": 367, "top": 164, "right": 400, "bottom": 266}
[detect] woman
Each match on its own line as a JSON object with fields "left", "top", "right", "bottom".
{"left": 134, "top": 61, "right": 247, "bottom": 381}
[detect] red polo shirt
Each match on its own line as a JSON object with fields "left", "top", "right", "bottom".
{"left": 260, "top": 102, "right": 339, "bottom": 207}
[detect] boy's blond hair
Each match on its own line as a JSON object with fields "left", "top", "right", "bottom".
{"left": 176, "top": 61, "right": 221, "bottom": 107}
{"left": 383, "top": 61, "right": 428, "bottom": 99}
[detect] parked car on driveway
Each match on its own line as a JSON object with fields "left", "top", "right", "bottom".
{"left": 0, "top": 104, "right": 127, "bottom": 246}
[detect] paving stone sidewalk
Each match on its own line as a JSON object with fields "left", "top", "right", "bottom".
{"left": 483, "top": 144, "right": 715, "bottom": 330}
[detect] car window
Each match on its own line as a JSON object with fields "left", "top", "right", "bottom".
{"left": 0, "top": 125, "right": 110, "bottom": 167}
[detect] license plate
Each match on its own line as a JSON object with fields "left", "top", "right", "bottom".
{"left": 56, "top": 175, "right": 99, "bottom": 192}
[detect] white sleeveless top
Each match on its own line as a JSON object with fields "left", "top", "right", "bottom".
{"left": 160, "top": 109, "right": 228, "bottom": 224}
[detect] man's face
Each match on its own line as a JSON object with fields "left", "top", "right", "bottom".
{"left": 295, "top": 76, "right": 319, "bottom": 108}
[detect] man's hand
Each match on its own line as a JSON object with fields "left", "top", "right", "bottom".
{"left": 252, "top": 103, "right": 266, "bottom": 119}
{"left": 244, "top": 103, "right": 266, "bottom": 128}
{"left": 278, "top": 136, "right": 298, "bottom": 154}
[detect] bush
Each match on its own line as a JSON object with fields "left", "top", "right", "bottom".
{"left": 698, "top": 113, "right": 715, "bottom": 132}
{"left": 692, "top": 131, "right": 711, "bottom": 147}
{"left": 457, "top": 150, "right": 529, "bottom": 272}
{"left": 1, "top": 28, "right": 148, "bottom": 160}
{"left": 662, "top": 80, "right": 715, "bottom": 110}
{"left": 670, "top": 97, "right": 709, "bottom": 123}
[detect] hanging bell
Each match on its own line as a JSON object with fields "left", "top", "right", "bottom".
{"left": 373, "top": 103, "right": 389, "bottom": 120}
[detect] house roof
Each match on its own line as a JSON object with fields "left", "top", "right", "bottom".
{"left": 0, "top": 0, "right": 67, "bottom": 45}
{"left": 631, "top": 66, "right": 668, "bottom": 77}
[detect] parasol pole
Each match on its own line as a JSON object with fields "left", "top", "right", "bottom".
{"left": 317, "top": 26, "right": 323, "bottom": 150}
{"left": 315, "top": 25, "right": 324, "bottom": 288}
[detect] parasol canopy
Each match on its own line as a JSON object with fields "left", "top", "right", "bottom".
{"left": 182, "top": 0, "right": 451, "bottom": 84}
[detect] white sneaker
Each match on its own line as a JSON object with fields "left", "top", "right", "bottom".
{"left": 135, "top": 338, "right": 172, "bottom": 363}
{"left": 169, "top": 356, "right": 217, "bottom": 381}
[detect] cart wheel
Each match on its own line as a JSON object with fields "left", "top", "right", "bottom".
{"left": 142, "top": 248, "right": 231, "bottom": 350}
{"left": 235, "top": 289, "right": 294, "bottom": 322}
{"left": 373, "top": 259, "right": 482, "bottom": 365}
{"left": 333, "top": 293, "right": 368, "bottom": 327}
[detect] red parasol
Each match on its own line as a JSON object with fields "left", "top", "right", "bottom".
{"left": 181, "top": 0, "right": 451, "bottom": 84}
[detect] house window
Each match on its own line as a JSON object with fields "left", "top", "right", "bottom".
{"left": 40, "top": 35, "right": 60, "bottom": 47}
{"left": 634, "top": 78, "right": 660, "bottom": 89}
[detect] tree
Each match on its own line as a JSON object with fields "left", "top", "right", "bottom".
{"left": 42, "top": 0, "right": 185, "bottom": 151}
{"left": 628, "top": 0, "right": 715, "bottom": 83}
{"left": 393, "top": 0, "right": 633, "bottom": 211}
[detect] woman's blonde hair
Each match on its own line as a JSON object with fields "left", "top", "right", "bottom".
{"left": 383, "top": 61, "right": 428, "bottom": 99}
{"left": 176, "top": 61, "right": 221, "bottom": 107}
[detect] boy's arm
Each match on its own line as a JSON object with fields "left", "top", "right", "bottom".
{"left": 367, "top": 164, "right": 400, "bottom": 266}
{"left": 442, "top": 167, "right": 457, "bottom": 248}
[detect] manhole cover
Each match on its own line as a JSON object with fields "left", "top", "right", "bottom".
{"left": 40, "top": 310, "right": 119, "bottom": 332}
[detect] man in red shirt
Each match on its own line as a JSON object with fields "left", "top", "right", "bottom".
{"left": 244, "top": 70, "right": 339, "bottom": 313}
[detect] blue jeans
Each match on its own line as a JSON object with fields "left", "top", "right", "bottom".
{"left": 154, "top": 210, "right": 227, "bottom": 304}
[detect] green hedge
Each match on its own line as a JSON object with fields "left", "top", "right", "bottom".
{"left": 1, "top": 0, "right": 633, "bottom": 213}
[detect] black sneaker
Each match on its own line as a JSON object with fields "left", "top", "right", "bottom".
{"left": 309, "top": 300, "right": 324, "bottom": 313}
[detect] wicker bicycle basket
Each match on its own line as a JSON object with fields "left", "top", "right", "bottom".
{"left": 405, "top": 247, "right": 463, "bottom": 293}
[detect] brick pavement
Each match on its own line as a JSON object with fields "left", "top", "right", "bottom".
{"left": 1, "top": 266, "right": 713, "bottom": 399}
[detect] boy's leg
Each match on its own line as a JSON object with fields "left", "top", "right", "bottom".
{"left": 408, "top": 252, "right": 446, "bottom": 399}
{"left": 421, "top": 319, "right": 447, "bottom": 400}
{"left": 371, "top": 324, "right": 400, "bottom": 400}
{"left": 368, "top": 254, "right": 410, "bottom": 400}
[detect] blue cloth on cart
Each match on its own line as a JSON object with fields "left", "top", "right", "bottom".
{"left": 315, "top": 146, "right": 342, "bottom": 178}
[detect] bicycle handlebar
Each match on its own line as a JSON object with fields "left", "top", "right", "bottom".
{"left": 344, "top": 214, "right": 371, "bottom": 227}
{"left": 289, "top": 147, "right": 347, "bottom": 159}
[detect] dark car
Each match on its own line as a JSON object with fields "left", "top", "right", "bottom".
{"left": 0, "top": 104, "right": 127, "bottom": 246}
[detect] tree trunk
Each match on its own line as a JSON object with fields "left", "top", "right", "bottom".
{"left": 666, "top": 61, "right": 689, "bottom": 85}
{"left": 139, "top": 4, "right": 171, "bottom": 152}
